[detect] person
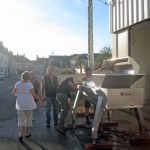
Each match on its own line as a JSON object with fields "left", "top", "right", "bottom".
{"left": 12, "top": 71, "right": 41, "bottom": 142}
{"left": 41, "top": 66, "right": 59, "bottom": 127}
{"left": 56, "top": 77, "right": 78, "bottom": 135}
{"left": 30, "top": 71, "right": 41, "bottom": 121}
{"left": 82, "top": 67, "right": 93, "bottom": 124}
{"left": 30, "top": 71, "right": 40, "bottom": 102}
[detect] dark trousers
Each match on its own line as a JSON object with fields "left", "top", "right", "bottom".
{"left": 56, "top": 93, "right": 68, "bottom": 129}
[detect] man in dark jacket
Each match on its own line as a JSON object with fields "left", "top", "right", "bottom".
{"left": 41, "top": 66, "right": 58, "bottom": 127}
{"left": 56, "top": 77, "right": 78, "bottom": 135}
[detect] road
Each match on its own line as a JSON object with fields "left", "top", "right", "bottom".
{"left": 0, "top": 76, "right": 150, "bottom": 150}
{"left": 0, "top": 76, "right": 73, "bottom": 150}
{"left": 0, "top": 76, "right": 19, "bottom": 121}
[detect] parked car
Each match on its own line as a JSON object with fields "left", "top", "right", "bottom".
{"left": 0, "top": 72, "right": 4, "bottom": 81}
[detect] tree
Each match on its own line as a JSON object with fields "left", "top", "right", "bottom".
{"left": 75, "top": 57, "right": 83, "bottom": 74}
{"left": 94, "top": 46, "right": 112, "bottom": 69}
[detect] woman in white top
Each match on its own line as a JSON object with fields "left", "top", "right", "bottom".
{"left": 12, "top": 71, "right": 41, "bottom": 142}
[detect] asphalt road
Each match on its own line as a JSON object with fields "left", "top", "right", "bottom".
{"left": 1, "top": 76, "right": 150, "bottom": 150}
{"left": 0, "top": 76, "right": 75, "bottom": 150}
{"left": 0, "top": 76, "right": 19, "bottom": 121}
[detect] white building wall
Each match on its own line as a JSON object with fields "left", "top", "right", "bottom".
{"left": 112, "top": 34, "right": 117, "bottom": 58}
{"left": 9, "top": 57, "right": 16, "bottom": 76}
{"left": 0, "top": 53, "right": 4, "bottom": 72}
{"left": 130, "top": 21, "right": 150, "bottom": 100}
{"left": 109, "top": 0, "right": 150, "bottom": 101}
{"left": 0, "top": 53, "right": 9, "bottom": 76}
{"left": 118, "top": 30, "right": 129, "bottom": 57}
{"left": 108, "top": 0, "right": 150, "bottom": 32}
{"left": 4, "top": 55, "right": 9, "bottom": 76}
{"left": 111, "top": 29, "right": 129, "bottom": 58}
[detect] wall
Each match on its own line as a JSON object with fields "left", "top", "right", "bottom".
{"left": 130, "top": 21, "right": 150, "bottom": 101}
{"left": 109, "top": 0, "right": 150, "bottom": 32}
{"left": 112, "top": 33, "right": 117, "bottom": 58}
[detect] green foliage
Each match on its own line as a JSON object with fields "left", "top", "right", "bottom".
{"left": 75, "top": 58, "right": 83, "bottom": 69}
{"left": 95, "top": 46, "right": 112, "bottom": 69}
{"left": 75, "top": 58, "right": 83, "bottom": 73}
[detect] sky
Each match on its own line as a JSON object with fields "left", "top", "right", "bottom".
{"left": 0, "top": 0, "right": 111, "bottom": 60}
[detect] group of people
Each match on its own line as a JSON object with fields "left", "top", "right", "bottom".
{"left": 12, "top": 66, "right": 93, "bottom": 142}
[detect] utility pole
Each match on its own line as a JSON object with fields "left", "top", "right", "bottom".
{"left": 88, "top": 0, "right": 94, "bottom": 70}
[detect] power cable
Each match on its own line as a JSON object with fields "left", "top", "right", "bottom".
{"left": 98, "top": 0, "right": 109, "bottom": 6}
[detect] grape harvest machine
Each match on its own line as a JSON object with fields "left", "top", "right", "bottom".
{"left": 71, "top": 57, "right": 149, "bottom": 149}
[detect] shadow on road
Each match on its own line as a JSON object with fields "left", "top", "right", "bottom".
{"left": 20, "top": 141, "right": 33, "bottom": 150}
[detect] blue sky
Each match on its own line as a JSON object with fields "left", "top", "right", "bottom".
{"left": 0, "top": 0, "right": 111, "bottom": 60}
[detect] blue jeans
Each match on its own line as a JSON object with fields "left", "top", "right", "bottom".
{"left": 45, "top": 97, "right": 58, "bottom": 125}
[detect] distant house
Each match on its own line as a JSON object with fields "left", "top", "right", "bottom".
{"left": 0, "top": 41, "right": 16, "bottom": 76}
{"left": 34, "top": 54, "right": 103, "bottom": 75}
{"left": 33, "top": 55, "right": 70, "bottom": 75}
{"left": 70, "top": 53, "right": 100, "bottom": 69}
{"left": 33, "top": 57, "right": 50, "bottom": 75}
{"left": 13, "top": 54, "right": 32, "bottom": 75}
{"left": 108, "top": 0, "right": 150, "bottom": 100}
{"left": 70, "top": 54, "right": 88, "bottom": 69}
{"left": 7, "top": 51, "right": 16, "bottom": 76}
{"left": 49, "top": 55, "right": 70, "bottom": 68}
